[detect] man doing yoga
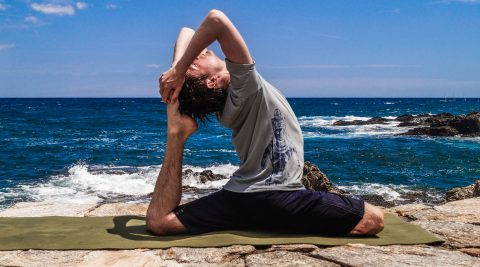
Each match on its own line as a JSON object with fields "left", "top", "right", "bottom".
{"left": 147, "top": 9, "right": 384, "bottom": 236}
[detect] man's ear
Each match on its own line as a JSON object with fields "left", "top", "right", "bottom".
{"left": 206, "top": 76, "right": 217, "bottom": 89}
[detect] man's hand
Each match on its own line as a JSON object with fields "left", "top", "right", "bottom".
{"left": 159, "top": 66, "right": 185, "bottom": 104}
{"left": 166, "top": 98, "right": 197, "bottom": 141}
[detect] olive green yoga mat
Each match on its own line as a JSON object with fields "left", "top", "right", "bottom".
{"left": 0, "top": 213, "right": 442, "bottom": 250}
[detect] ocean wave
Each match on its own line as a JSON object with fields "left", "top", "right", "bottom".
{"left": 3, "top": 163, "right": 238, "bottom": 206}
{"left": 338, "top": 182, "right": 442, "bottom": 203}
{"left": 298, "top": 115, "right": 409, "bottom": 137}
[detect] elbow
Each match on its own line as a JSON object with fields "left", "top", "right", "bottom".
{"left": 146, "top": 214, "right": 167, "bottom": 236}
{"left": 180, "top": 27, "right": 194, "bottom": 34}
{"left": 206, "top": 9, "right": 226, "bottom": 24}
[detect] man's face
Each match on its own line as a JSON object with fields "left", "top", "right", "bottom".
{"left": 186, "top": 50, "right": 224, "bottom": 78}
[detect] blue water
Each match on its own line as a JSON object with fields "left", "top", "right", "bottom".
{"left": 1, "top": 98, "right": 479, "bottom": 209}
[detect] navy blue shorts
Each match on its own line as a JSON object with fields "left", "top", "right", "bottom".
{"left": 174, "top": 189, "right": 365, "bottom": 236}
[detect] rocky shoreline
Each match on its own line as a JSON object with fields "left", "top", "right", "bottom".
{"left": 333, "top": 111, "right": 480, "bottom": 137}
{"left": 0, "top": 163, "right": 479, "bottom": 266}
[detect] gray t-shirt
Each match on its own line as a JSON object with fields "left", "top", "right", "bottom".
{"left": 218, "top": 59, "right": 305, "bottom": 192}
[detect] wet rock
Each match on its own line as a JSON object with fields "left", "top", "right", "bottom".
{"left": 333, "top": 117, "right": 390, "bottom": 126}
{"left": 302, "top": 162, "right": 346, "bottom": 194}
{"left": 446, "top": 180, "right": 480, "bottom": 202}
{"left": 400, "top": 112, "right": 480, "bottom": 137}
{"left": 246, "top": 250, "right": 339, "bottom": 267}
{"left": 183, "top": 169, "right": 227, "bottom": 184}
{"left": 358, "top": 194, "right": 395, "bottom": 207}
{"left": 311, "top": 244, "right": 480, "bottom": 267}
{"left": 449, "top": 115, "right": 480, "bottom": 136}
{"left": 402, "top": 126, "right": 459, "bottom": 137}
{"left": 396, "top": 114, "right": 415, "bottom": 122}
{"left": 397, "top": 121, "right": 422, "bottom": 127}
{"left": 412, "top": 220, "right": 480, "bottom": 248}
{"left": 0, "top": 202, "right": 97, "bottom": 217}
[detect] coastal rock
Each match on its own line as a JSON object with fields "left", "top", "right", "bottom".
{"left": 385, "top": 203, "right": 433, "bottom": 218}
{"left": 84, "top": 203, "right": 148, "bottom": 217}
{"left": 310, "top": 244, "right": 480, "bottom": 267}
{"left": 460, "top": 248, "right": 480, "bottom": 257}
{"left": 302, "top": 162, "right": 346, "bottom": 194}
{"left": 412, "top": 220, "right": 480, "bottom": 248}
{"left": 396, "top": 114, "right": 415, "bottom": 122}
{"left": 0, "top": 250, "right": 90, "bottom": 267}
{"left": 183, "top": 169, "right": 227, "bottom": 183}
{"left": 446, "top": 180, "right": 480, "bottom": 202}
{"left": 333, "top": 117, "right": 390, "bottom": 126}
{"left": 0, "top": 202, "right": 97, "bottom": 217}
{"left": 358, "top": 194, "right": 395, "bottom": 207}
{"left": 397, "top": 121, "right": 423, "bottom": 127}
{"left": 159, "top": 245, "right": 255, "bottom": 266}
{"left": 246, "top": 250, "right": 339, "bottom": 267}
{"left": 404, "top": 198, "right": 480, "bottom": 224}
{"left": 402, "top": 126, "right": 459, "bottom": 137}
{"left": 79, "top": 249, "right": 164, "bottom": 267}
{"left": 401, "top": 112, "right": 480, "bottom": 137}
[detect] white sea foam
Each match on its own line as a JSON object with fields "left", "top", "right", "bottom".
{"left": 298, "top": 115, "right": 415, "bottom": 137}
{"left": 15, "top": 163, "right": 238, "bottom": 205}
{"left": 338, "top": 183, "right": 406, "bottom": 201}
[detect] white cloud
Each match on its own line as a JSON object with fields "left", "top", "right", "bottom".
{"left": 76, "top": 2, "right": 88, "bottom": 10}
{"left": 106, "top": 4, "right": 118, "bottom": 9}
{"left": 145, "top": 64, "right": 162, "bottom": 69}
{"left": 31, "top": 3, "right": 75, "bottom": 16}
{"left": 25, "top": 16, "right": 40, "bottom": 24}
{"left": 0, "top": 3, "right": 8, "bottom": 11}
{"left": 0, "top": 43, "right": 15, "bottom": 51}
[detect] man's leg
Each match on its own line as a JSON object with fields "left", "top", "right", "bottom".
{"left": 146, "top": 99, "right": 197, "bottom": 235}
{"left": 349, "top": 202, "right": 384, "bottom": 236}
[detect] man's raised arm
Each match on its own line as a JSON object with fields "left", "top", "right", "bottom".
{"left": 160, "top": 9, "right": 253, "bottom": 103}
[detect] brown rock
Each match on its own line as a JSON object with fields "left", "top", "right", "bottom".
{"left": 265, "top": 244, "right": 318, "bottom": 253}
{"left": 302, "top": 162, "right": 346, "bottom": 194}
{"left": 79, "top": 249, "right": 163, "bottom": 267}
{"left": 246, "top": 250, "right": 339, "bottom": 267}
{"left": 159, "top": 245, "right": 255, "bottom": 266}
{"left": 385, "top": 203, "right": 432, "bottom": 218}
{"left": 412, "top": 220, "right": 480, "bottom": 248}
{"left": 0, "top": 202, "right": 97, "bottom": 217}
{"left": 460, "top": 248, "right": 480, "bottom": 257}
{"left": 182, "top": 169, "right": 227, "bottom": 184}
{"left": 0, "top": 250, "right": 90, "bottom": 267}
{"left": 84, "top": 203, "right": 148, "bottom": 217}
{"left": 311, "top": 244, "right": 480, "bottom": 267}
{"left": 405, "top": 198, "right": 480, "bottom": 224}
{"left": 446, "top": 180, "right": 480, "bottom": 202}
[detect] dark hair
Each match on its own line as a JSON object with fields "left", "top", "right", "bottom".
{"left": 178, "top": 75, "right": 228, "bottom": 123}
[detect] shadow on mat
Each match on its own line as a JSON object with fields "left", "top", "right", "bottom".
{"left": 106, "top": 215, "right": 379, "bottom": 242}
{"left": 106, "top": 215, "right": 193, "bottom": 241}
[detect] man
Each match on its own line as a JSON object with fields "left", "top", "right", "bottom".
{"left": 148, "top": 9, "right": 384, "bottom": 236}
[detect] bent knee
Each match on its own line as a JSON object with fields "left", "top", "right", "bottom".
{"left": 146, "top": 215, "right": 168, "bottom": 236}
{"left": 350, "top": 203, "right": 385, "bottom": 236}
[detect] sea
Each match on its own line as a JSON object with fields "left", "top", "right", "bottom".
{"left": 1, "top": 98, "right": 479, "bottom": 210}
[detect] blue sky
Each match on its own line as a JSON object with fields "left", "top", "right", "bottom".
{"left": 0, "top": 0, "right": 479, "bottom": 97}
